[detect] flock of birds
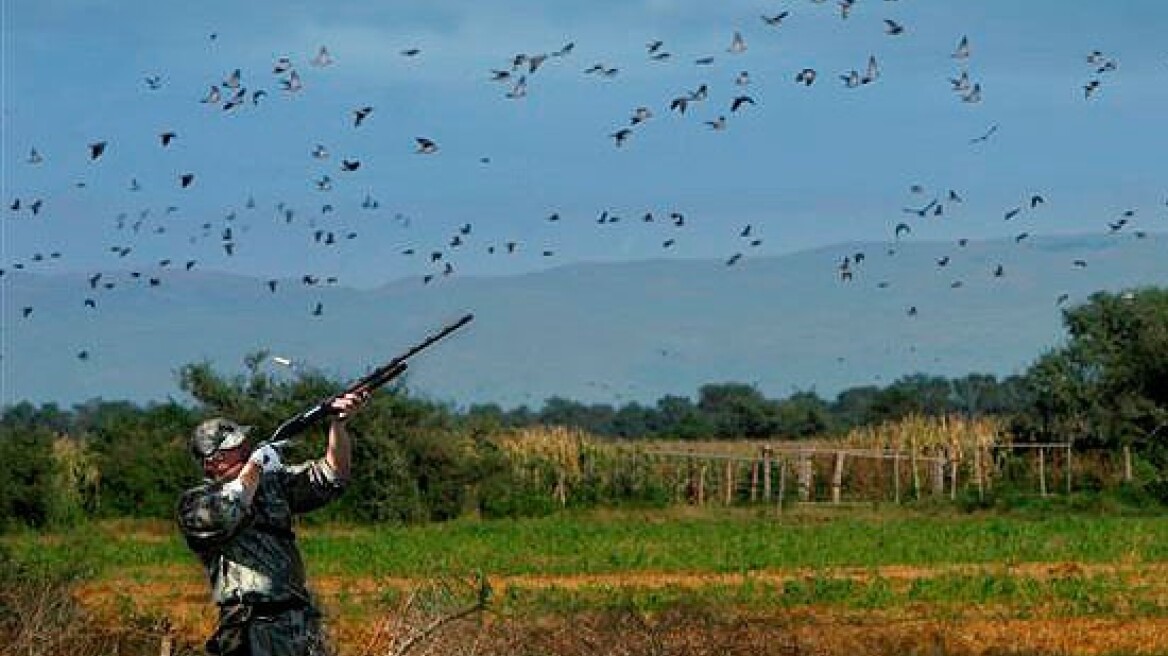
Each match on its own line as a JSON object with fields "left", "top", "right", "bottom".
{"left": 4, "top": 1, "right": 1165, "bottom": 370}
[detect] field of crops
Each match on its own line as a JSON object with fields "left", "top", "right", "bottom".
{"left": 5, "top": 503, "right": 1168, "bottom": 655}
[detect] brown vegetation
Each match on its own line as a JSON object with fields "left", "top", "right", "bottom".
{"left": 56, "top": 562, "right": 1168, "bottom": 656}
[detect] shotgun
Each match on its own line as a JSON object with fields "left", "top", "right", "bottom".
{"left": 265, "top": 313, "right": 474, "bottom": 445}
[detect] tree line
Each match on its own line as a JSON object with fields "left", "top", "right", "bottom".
{"left": 2, "top": 288, "right": 1165, "bottom": 530}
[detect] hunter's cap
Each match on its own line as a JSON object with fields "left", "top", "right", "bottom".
{"left": 190, "top": 418, "right": 252, "bottom": 460}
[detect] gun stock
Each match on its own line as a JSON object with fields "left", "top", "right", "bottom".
{"left": 265, "top": 313, "right": 473, "bottom": 444}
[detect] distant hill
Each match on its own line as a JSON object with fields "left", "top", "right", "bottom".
{"left": 3, "top": 233, "right": 1165, "bottom": 409}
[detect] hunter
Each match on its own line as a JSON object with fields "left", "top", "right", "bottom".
{"left": 176, "top": 390, "right": 368, "bottom": 656}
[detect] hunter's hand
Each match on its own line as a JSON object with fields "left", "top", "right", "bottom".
{"left": 328, "top": 390, "right": 370, "bottom": 421}
{"left": 248, "top": 444, "right": 283, "bottom": 473}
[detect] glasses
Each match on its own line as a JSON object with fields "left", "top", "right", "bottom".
{"left": 204, "top": 445, "right": 244, "bottom": 465}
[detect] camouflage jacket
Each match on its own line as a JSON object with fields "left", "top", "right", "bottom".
{"left": 176, "top": 459, "right": 346, "bottom": 607}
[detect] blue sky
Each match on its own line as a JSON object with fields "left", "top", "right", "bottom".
{"left": 3, "top": 0, "right": 1166, "bottom": 288}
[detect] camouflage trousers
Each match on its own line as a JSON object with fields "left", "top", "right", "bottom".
{"left": 207, "top": 604, "right": 331, "bottom": 656}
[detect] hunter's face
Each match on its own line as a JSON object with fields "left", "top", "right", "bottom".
{"left": 203, "top": 444, "right": 248, "bottom": 480}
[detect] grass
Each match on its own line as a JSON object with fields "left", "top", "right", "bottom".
{"left": 5, "top": 504, "right": 1168, "bottom": 580}
{"left": 6, "top": 506, "right": 1168, "bottom": 655}
{"left": 489, "top": 569, "right": 1152, "bottom": 619}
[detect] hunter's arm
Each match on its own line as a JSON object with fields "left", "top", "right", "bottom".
{"left": 325, "top": 417, "right": 351, "bottom": 480}
{"left": 324, "top": 389, "right": 365, "bottom": 479}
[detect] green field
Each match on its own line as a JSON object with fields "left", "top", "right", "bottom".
{"left": 7, "top": 505, "right": 1168, "bottom": 655}
{"left": 7, "top": 505, "right": 1168, "bottom": 578}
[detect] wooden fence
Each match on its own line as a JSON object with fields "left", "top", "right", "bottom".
{"left": 644, "top": 441, "right": 1077, "bottom": 507}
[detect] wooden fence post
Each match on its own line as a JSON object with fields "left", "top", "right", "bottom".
{"left": 931, "top": 454, "right": 944, "bottom": 497}
{"left": 724, "top": 460, "right": 734, "bottom": 506}
{"left": 949, "top": 444, "right": 958, "bottom": 501}
{"left": 554, "top": 469, "right": 568, "bottom": 506}
{"left": 798, "top": 452, "right": 813, "bottom": 502}
{"left": 763, "top": 446, "right": 773, "bottom": 503}
{"left": 974, "top": 440, "right": 984, "bottom": 501}
{"left": 1066, "top": 442, "right": 1073, "bottom": 495}
{"left": 750, "top": 458, "right": 760, "bottom": 503}
{"left": 831, "top": 451, "right": 846, "bottom": 504}
{"left": 698, "top": 462, "right": 707, "bottom": 505}
{"left": 777, "top": 457, "right": 787, "bottom": 514}
{"left": 910, "top": 437, "right": 922, "bottom": 500}
{"left": 1038, "top": 448, "right": 1047, "bottom": 497}
{"left": 893, "top": 447, "right": 901, "bottom": 504}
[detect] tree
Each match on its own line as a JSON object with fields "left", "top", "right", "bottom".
{"left": 696, "top": 383, "right": 778, "bottom": 438}
{"left": 653, "top": 395, "right": 712, "bottom": 440}
{"left": 831, "top": 385, "right": 882, "bottom": 430}
{"left": 774, "top": 391, "right": 832, "bottom": 438}
{"left": 81, "top": 401, "right": 199, "bottom": 518}
{"left": 1018, "top": 288, "right": 1168, "bottom": 458}
{"left": 0, "top": 426, "right": 57, "bottom": 528}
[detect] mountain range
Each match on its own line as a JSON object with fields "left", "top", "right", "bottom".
{"left": 3, "top": 232, "right": 1165, "bottom": 409}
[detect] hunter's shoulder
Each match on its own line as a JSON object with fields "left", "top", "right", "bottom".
{"left": 177, "top": 479, "right": 216, "bottom": 503}
{"left": 175, "top": 479, "right": 243, "bottom": 532}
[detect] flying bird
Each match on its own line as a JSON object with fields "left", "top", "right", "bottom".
{"left": 353, "top": 106, "right": 373, "bottom": 127}
{"left": 862, "top": 56, "right": 880, "bottom": 84}
{"left": 761, "top": 12, "right": 789, "bottom": 26}
{"left": 730, "top": 95, "right": 755, "bottom": 112}
{"left": 415, "top": 137, "right": 438, "bottom": 154}
{"left": 89, "top": 141, "right": 107, "bottom": 160}
{"left": 727, "top": 31, "right": 747, "bottom": 54}
{"left": 950, "top": 70, "right": 972, "bottom": 92}
{"left": 281, "top": 70, "right": 303, "bottom": 92}
{"left": 903, "top": 199, "right": 938, "bottom": 217}
{"left": 311, "top": 46, "right": 334, "bottom": 67}
{"left": 952, "top": 35, "right": 971, "bottom": 59}
{"left": 969, "top": 124, "right": 998, "bottom": 144}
